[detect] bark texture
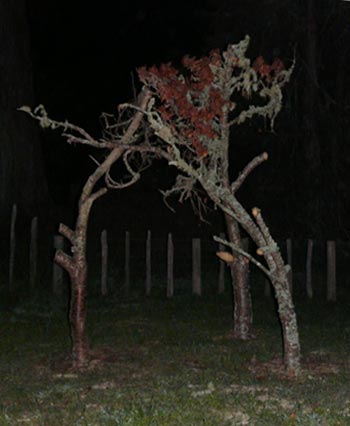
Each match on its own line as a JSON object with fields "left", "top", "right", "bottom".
{"left": 52, "top": 91, "right": 151, "bottom": 368}
{"left": 204, "top": 168, "right": 301, "bottom": 377}
{"left": 137, "top": 39, "right": 301, "bottom": 375}
{"left": 225, "top": 214, "right": 252, "bottom": 339}
{"left": 267, "top": 253, "right": 300, "bottom": 376}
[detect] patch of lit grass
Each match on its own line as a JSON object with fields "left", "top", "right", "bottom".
{"left": 0, "top": 284, "right": 349, "bottom": 425}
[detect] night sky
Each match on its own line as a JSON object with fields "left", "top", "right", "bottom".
{"left": 14, "top": 0, "right": 350, "bottom": 238}
{"left": 27, "top": 1, "right": 216, "bottom": 234}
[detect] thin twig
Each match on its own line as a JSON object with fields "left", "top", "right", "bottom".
{"left": 213, "top": 235, "right": 271, "bottom": 278}
{"left": 231, "top": 152, "right": 268, "bottom": 193}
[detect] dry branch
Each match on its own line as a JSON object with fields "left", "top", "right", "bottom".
{"left": 231, "top": 152, "right": 268, "bottom": 194}
{"left": 214, "top": 235, "right": 271, "bottom": 277}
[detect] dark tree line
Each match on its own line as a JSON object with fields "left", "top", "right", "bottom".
{"left": 2, "top": 0, "right": 350, "bottom": 239}
{"left": 203, "top": 0, "right": 350, "bottom": 239}
{"left": 0, "top": 0, "right": 47, "bottom": 222}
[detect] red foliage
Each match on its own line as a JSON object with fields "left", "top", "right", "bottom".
{"left": 271, "top": 58, "right": 285, "bottom": 75}
{"left": 137, "top": 52, "right": 227, "bottom": 158}
{"left": 253, "top": 56, "right": 285, "bottom": 82}
{"left": 138, "top": 48, "right": 286, "bottom": 158}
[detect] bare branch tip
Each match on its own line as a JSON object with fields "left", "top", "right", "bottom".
{"left": 17, "top": 105, "right": 32, "bottom": 113}
{"left": 216, "top": 251, "right": 234, "bottom": 263}
{"left": 252, "top": 207, "right": 260, "bottom": 217}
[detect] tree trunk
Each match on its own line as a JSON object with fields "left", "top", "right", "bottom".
{"left": 69, "top": 259, "right": 89, "bottom": 366}
{"left": 225, "top": 213, "right": 252, "bottom": 339}
{"left": 252, "top": 207, "right": 301, "bottom": 377}
{"left": 214, "top": 195, "right": 301, "bottom": 377}
{"left": 55, "top": 194, "right": 100, "bottom": 368}
{"left": 51, "top": 90, "right": 151, "bottom": 368}
{"left": 268, "top": 253, "right": 300, "bottom": 377}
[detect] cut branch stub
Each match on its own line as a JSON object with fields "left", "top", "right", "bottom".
{"left": 252, "top": 207, "right": 260, "bottom": 218}
{"left": 256, "top": 243, "right": 279, "bottom": 256}
{"left": 59, "top": 223, "right": 75, "bottom": 244}
{"left": 216, "top": 251, "right": 234, "bottom": 263}
{"left": 55, "top": 249, "right": 74, "bottom": 274}
{"left": 256, "top": 248, "right": 264, "bottom": 256}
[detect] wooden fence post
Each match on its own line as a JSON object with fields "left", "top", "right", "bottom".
{"left": 167, "top": 233, "right": 174, "bottom": 298}
{"left": 327, "top": 241, "right": 336, "bottom": 302}
{"left": 192, "top": 238, "right": 201, "bottom": 296}
{"left": 218, "top": 233, "right": 225, "bottom": 294}
{"left": 306, "top": 239, "right": 313, "bottom": 299}
{"left": 101, "top": 229, "right": 108, "bottom": 296}
{"left": 124, "top": 231, "right": 130, "bottom": 296}
{"left": 9, "top": 204, "right": 17, "bottom": 292}
{"left": 29, "top": 216, "right": 38, "bottom": 290}
{"left": 145, "top": 230, "right": 151, "bottom": 296}
{"left": 52, "top": 235, "right": 64, "bottom": 295}
{"left": 286, "top": 238, "right": 293, "bottom": 294}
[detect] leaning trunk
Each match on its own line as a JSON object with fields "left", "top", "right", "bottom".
{"left": 251, "top": 207, "right": 301, "bottom": 377}
{"left": 217, "top": 200, "right": 301, "bottom": 376}
{"left": 225, "top": 213, "right": 252, "bottom": 339}
{"left": 266, "top": 252, "right": 300, "bottom": 377}
{"left": 22, "top": 90, "right": 151, "bottom": 369}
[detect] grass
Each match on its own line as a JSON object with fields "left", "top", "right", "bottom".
{"left": 0, "top": 282, "right": 350, "bottom": 425}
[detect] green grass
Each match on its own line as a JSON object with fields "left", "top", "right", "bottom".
{"left": 0, "top": 285, "right": 350, "bottom": 426}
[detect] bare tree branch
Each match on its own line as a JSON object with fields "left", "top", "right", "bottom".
{"left": 231, "top": 152, "right": 269, "bottom": 193}
{"left": 18, "top": 105, "right": 114, "bottom": 149}
{"left": 105, "top": 150, "right": 141, "bottom": 189}
{"left": 58, "top": 223, "right": 75, "bottom": 244}
{"left": 54, "top": 249, "right": 74, "bottom": 274}
{"left": 213, "top": 235, "right": 271, "bottom": 277}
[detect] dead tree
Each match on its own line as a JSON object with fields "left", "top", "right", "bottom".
{"left": 20, "top": 36, "right": 301, "bottom": 377}
{"left": 135, "top": 36, "right": 301, "bottom": 377}
{"left": 19, "top": 90, "right": 152, "bottom": 368}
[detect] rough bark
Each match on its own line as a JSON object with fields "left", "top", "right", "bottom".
{"left": 136, "top": 40, "right": 301, "bottom": 376}
{"left": 239, "top": 205, "right": 300, "bottom": 377}
{"left": 206, "top": 174, "right": 301, "bottom": 377}
{"left": 225, "top": 213, "right": 252, "bottom": 339}
{"left": 52, "top": 90, "right": 151, "bottom": 368}
{"left": 266, "top": 251, "right": 300, "bottom": 377}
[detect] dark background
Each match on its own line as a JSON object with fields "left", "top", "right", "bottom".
{"left": 2, "top": 0, "right": 350, "bottom": 240}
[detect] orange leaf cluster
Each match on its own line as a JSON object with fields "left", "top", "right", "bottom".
{"left": 137, "top": 50, "right": 227, "bottom": 158}
{"left": 252, "top": 56, "right": 285, "bottom": 82}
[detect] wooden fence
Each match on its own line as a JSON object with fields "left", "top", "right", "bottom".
{"left": 4, "top": 204, "right": 342, "bottom": 301}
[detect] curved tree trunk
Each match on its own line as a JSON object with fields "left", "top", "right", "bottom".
{"left": 210, "top": 177, "right": 301, "bottom": 377}
{"left": 52, "top": 91, "right": 151, "bottom": 369}
{"left": 269, "top": 263, "right": 300, "bottom": 376}
{"left": 244, "top": 206, "right": 300, "bottom": 377}
{"left": 134, "top": 42, "right": 301, "bottom": 376}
